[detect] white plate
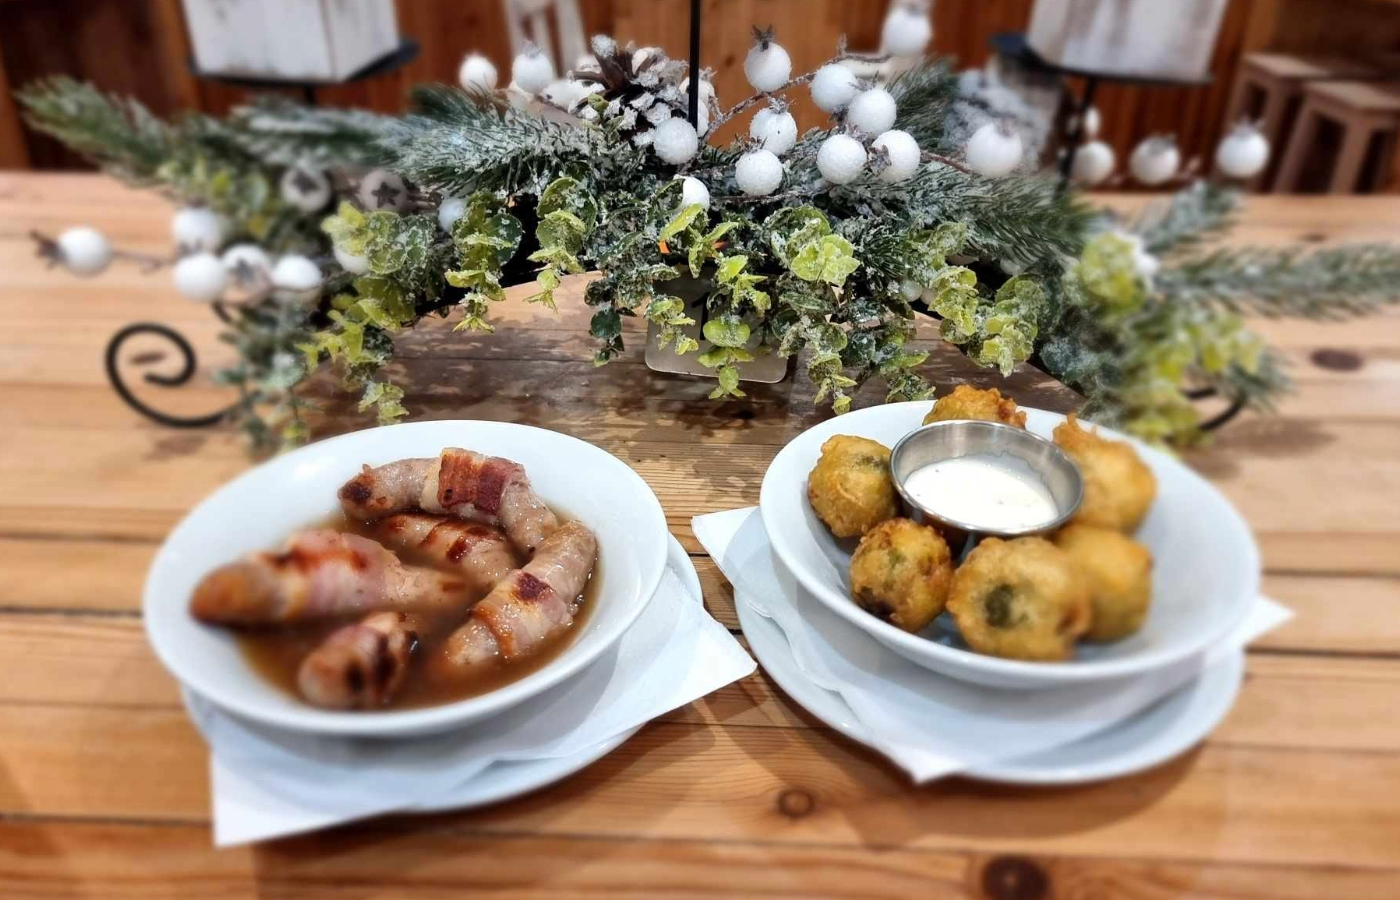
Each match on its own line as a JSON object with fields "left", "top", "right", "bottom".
{"left": 146, "top": 420, "right": 669, "bottom": 738}
{"left": 738, "top": 594, "right": 1244, "bottom": 785}
{"left": 760, "top": 402, "right": 1259, "bottom": 689}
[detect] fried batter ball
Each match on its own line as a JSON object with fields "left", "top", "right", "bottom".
{"left": 947, "top": 537, "right": 1091, "bottom": 661}
{"left": 1053, "top": 414, "right": 1157, "bottom": 532}
{"left": 807, "top": 435, "right": 898, "bottom": 538}
{"left": 921, "top": 385, "right": 1028, "bottom": 429}
{"left": 1053, "top": 524, "right": 1153, "bottom": 642}
{"left": 849, "top": 519, "right": 955, "bottom": 633}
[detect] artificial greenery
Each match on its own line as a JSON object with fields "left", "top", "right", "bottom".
{"left": 18, "top": 38, "right": 1400, "bottom": 449}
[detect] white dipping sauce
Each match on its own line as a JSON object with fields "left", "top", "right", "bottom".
{"left": 902, "top": 453, "right": 1059, "bottom": 530}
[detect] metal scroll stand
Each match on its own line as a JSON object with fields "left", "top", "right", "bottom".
{"left": 104, "top": 39, "right": 420, "bottom": 428}
{"left": 982, "top": 35, "right": 1243, "bottom": 430}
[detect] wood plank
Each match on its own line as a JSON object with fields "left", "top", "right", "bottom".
{"left": 2, "top": 704, "right": 1400, "bottom": 869}
{"left": 2, "top": 819, "right": 1397, "bottom": 900}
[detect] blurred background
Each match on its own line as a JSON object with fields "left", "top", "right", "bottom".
{"left": 3, "top": 0, "right": 1400, "bottom": 192}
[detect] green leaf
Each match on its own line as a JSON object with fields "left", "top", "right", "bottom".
{"left": 765, "top": 206, "right": 831, "bottom": 264}
{"left": 715, "top": 255, "right": 748, "bottom": 283}
{"left": 790, "top": 234, "right": 861, "bottom": 286}
{"left": 695, "top": 346, "right": 730, "bottom": 368}
{"left": 590, "top": 308, "right": 622, "bottom": 341}
{"left": 537, "top": 209, "right": 587, "bottom": 255}
{"left": 708, "top": 364, "right": 745, "bottom": 399}
{"left": 538, "top": 176, "right": 599, "bottom": 230}
{"left": 703, "top": 317, "right": 751, "bottom": 349}
{"left": 660, "top": 203, "right": 704, "bottom": 242}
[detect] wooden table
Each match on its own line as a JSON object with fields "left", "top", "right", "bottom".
{"left": 1, "top": 173, "right": 1398, "bottom": 898}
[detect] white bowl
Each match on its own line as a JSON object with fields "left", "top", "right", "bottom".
{"left": 760, "top": 402, "right": 1259, "bottom": 689}
{"left": 144, "top": 420, "right": 669, "bottom": 737}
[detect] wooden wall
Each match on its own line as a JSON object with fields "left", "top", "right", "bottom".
{"left": 2, "top": 0, "right": 1400, "bottom": 181}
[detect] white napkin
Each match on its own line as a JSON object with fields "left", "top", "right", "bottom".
{"left": 693, "top": 507, "right": 1291, "bottom": 783}
{"left": 193, "top": 547, "right": 756, "bottom": 846}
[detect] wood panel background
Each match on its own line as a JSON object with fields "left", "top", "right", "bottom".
{"left": 1, "top": 0, "right": 1400, "bottom": 184}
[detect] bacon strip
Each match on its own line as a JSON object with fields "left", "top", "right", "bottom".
{"left": 297, "top": 611, "right": 422, "bottom": 710}
{"left": 434, "top": 521, "right": 597, "bottom": 672}
{"left": 189, "top": 530, "right": 467, "bottom": 625}
{"left": 338, "top": 449, "right": 558, "bottom": 554}
{"left": 368, "top": 514, "right": 518, "bottom": 596}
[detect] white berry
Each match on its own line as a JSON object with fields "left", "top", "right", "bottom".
{"left": 881, "top": 3, "right": 933, "bottom": 57}
{"left": 679, "top": 176, "right": 710, "bottom": 212}
{"left": 653, "top": 116, "right": 699, "bottom": 165}
{"left": 1120, "top": 233, "right": 1160, "bottom": 284}
{"left": 357, "top": 169, "right": 409, "bottom": 212}
{"left": 1216, "top": 122, "right": 1270, "bottom": 180}
{"left": 750, "top": 105, "right": 797, "bottom": 155}
{"left": 1072, "top": 105, "right": 1102, "bottom": 139}
{"left": 965, "top": 122, "right": 1023, "bottom": 177}
{"left": 847, "top": 88, "right": 898, "bottom": 136}
{"left": 333, "top": 245, "right": 370, "bottom": 275}
{"left": 1070, "top": 140, "right": 1116, "bottom": 186}
{"left": 56, "top": 226, "right": 112, "bottom": 277}
{"left": 278, "top": 165, "right": 331, "bottom": 213}
{"left": 438, "top": 196, "right": 466, "bottom": 232}
{"left": 735, "top": 149, "right": 784, "bottom": 196}
{"left": 744, "top": 33, "right": 792, "bottom": 93}
{"left": 900, "top": 279, "right": 923, "bottom": 301}
{"left": 811, "top": 64, "right": 861, "bottom": 113}
{"left": 171, "top": 207, "right": 225, "bottom": 253}
{"left": 872, "top": 129, "right": 921, "bottom": 183}
{"left": 511, "top": 45, "right": 555, "bottom": 96}
{"left": 458, "top": 53, "right": 498, "bottom": 93}
{"left": 172, "top": 252, "right": 229, "bottom": 303}
{"left": 271, "top": 255, "right": 323, "bottom": 292}
{"left": 220, "top": 243, "right": 272, "bottom": 283}
{"left": 1129, "top": 136, "right": 1180, "bottom": 186}
{"left": 817, "top": 134, "right": 867, "bottom": 185}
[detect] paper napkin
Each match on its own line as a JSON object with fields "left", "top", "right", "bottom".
{"left": 192, "top": 545, "right": 756, "bottom": 846}
{"left": 693, "top": 507, "right": 1291, "bottom": 784}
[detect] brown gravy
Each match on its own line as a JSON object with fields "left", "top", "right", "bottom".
{"left": 235, "top": 512, "right": 598, "bottom": 710}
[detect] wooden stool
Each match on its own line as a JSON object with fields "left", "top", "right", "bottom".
{"left": 1223, "top": 54, "right": 1381, "bottom": 189}
{"left": 1274, "top": 81, "right": 1400, "bottom": 194}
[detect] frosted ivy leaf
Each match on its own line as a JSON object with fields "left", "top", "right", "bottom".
{"left": 790, "top": 234, "right": 861, "bottom": 286}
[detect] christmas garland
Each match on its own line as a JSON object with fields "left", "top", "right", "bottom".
{"left": 18, "top": 30, "right": 1400, "bottom": 450}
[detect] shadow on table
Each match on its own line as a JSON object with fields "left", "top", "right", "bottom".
{"left": 1188, "top": 416, "right": 1335, "bottom": 481}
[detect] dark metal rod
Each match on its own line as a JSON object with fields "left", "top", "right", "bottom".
{"left": 687, "top": 0, "right": 701, "bottom": 127}
{"left": 105, "top": 322, "right": 235, "bottom": 428}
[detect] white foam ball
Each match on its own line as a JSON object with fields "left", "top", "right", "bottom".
{"left": 750, "top": 106, "right": 797, "bottom": 156}
{"left": 458, "top": 53, "right": 498, "bottom": 93}
{"left": 653, "top": 116, "right": 699, "bottom": 165}
{"left": 1216, "top": 123, "right": 1270, "bottom": 180}
{"left": 744, "top": 36, "right": 792, "bottom": 93}
{"left": 511, "top": 47, "right": 555, "bottom": 95}
{"left": 438, "top": 196, "right": 466, "bottom": 233}
{"left": 56, "top": 226, "right": 111, "bottom": 277}
{"left": 172, "top": 252, "right": 229, "bottom": 303}
{"left": 271, "top": 254, "right": 323, "bottom": 292}
{"left": 1129, "top": 137, "right": 1180, "bottom": 186}
{"left": 171, "top": 207, "right": 225, "bottom": 253}
{"left": 847, "top": 88, "right": 898, "bottom": 136}
{"left": 810, "top": 64, "right": 860, "bottom": 113}
{"left": 333, "top": 245, "right": 370, "bottom": 275}
{"left": 817, "top": 134, "right": 867, "bottom": 185}
{"left": 679, "top": 176, "right": 710, "bottom": 212}
{"left": 900, "top": 279, "right": 923, "bottom": 301}
{"left": 872, "top": 129, "right": 921, "bottom": 183}
{"left": 735, "top": 149, "right": 783, "bottom": 197}
{"left": 357, "top": 169, "right": 409, "bottom": 212}
{"left": 220, "top": 243, "right": 272, "bottom": 282}
{"left": 278, "top": 165, "right": 332, "bottom": 213}
{"left": 1071, "top": 140, "right": 1116, "bottom": 186}
{"left": 881, "top": 4, "right": 933, "bottom": 57}
{"left": 965, "top": 122, "right": 1023, "bottom": 177}
{"left": 1080, "top": 106, "right": 1102, "bottom": 139}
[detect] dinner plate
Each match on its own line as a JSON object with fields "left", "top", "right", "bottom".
{"left": 146, "top": 420, "right": 669, "bottom": 738}
{"left": 760, "top": 402, "right": 1259, "bottom": 689}
{"left": 737, "top": 594, "right": 1244, "bottom": 785}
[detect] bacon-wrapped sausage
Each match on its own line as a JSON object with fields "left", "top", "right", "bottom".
{"left": 338, "top": 449, "right": 558, "bottom": 554}
{"left": 189, "top": 530, "right": 467, "bottom": 625}
{"left": 297, "top": 611, "right": 422, "bottom": 709}
{"left": 368, "top": 514, "right": 518, "bottom": 595}
{"left": 434, "top": 521, "right": 597, "bottom": 672}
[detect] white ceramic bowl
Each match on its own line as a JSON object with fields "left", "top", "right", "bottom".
{"left": 145, "top": 420, "right": 669, "bottom": 737}
{"left": 760, "top": 402, "right": 1259, "bottom": 689}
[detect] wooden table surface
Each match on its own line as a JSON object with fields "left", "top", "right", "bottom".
{"left": 1, "top": 173, "right": 1398, "bottom": 898}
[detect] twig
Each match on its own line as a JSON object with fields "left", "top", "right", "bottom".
{"left": 29, "top": 229, "right": 172, "bottom": 273}
{"left": 920, "top": 150, "right": 972, "bottom": 175}
{"left": 706, "top": 49, "right": 895, "bottom": 139}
